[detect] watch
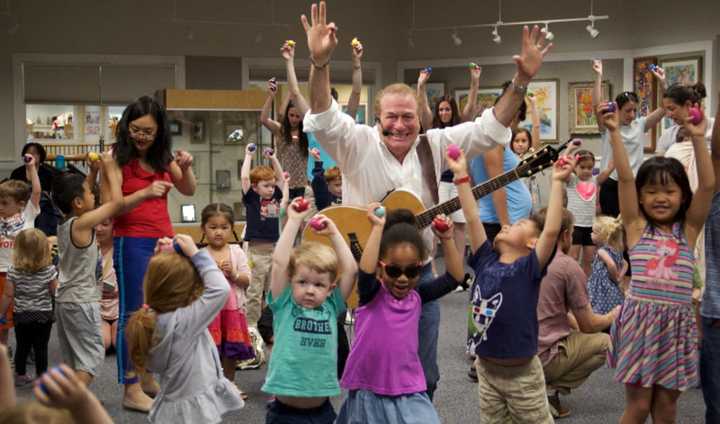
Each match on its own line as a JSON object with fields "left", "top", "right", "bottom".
{"left": 510, "top": 78, "right": 528, "bottom": 95}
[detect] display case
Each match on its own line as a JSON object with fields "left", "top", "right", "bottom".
{"left": 160, "top": 88, "right": 272, "bottom": 228}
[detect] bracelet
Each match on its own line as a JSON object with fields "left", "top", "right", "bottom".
{"left": 510, "top": 78, "right": 528, "bottom": 95}
{"left": 310, "top": 57, "right": 329, "bottom": 69}
{"left": 453, "top": 175, "right": 471, "bottom": 185}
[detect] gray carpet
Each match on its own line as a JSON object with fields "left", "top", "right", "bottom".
{"left": 12, "top": 289, "right": 706, "bottom": 423}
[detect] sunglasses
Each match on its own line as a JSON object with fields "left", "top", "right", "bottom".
{"left": 380, "top": 261, "right": 422, "bottom": 279}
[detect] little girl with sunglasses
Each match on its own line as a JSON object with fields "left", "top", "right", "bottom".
{"left": 335, "top": 206, "right": 464, "bottom": 424}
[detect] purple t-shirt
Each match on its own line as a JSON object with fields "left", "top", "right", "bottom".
{"left": 340, "top": 270, "right": 458, "bottom": 395}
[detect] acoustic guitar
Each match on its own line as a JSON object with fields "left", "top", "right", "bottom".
{"left": 302, "top": 139, "right": 574, "bottom": 258}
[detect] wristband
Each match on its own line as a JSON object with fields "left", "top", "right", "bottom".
{"left": 453, "top": 175, "right": 471, "bottom": 185}
{"left": 310, "top": 57, "right": 329, "bottom": 69}
{"left": 510, "top": 78, "right": 528, "bottom": 96}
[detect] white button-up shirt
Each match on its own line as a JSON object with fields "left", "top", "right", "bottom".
{"left": 303, "top": 99, "right": 511, "bottom": 209}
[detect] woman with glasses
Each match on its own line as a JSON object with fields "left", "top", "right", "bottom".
{"left": 592, "top": 60, "right": 666, "bottom": 217}
{"left": 108, "top": 96, "right": 196, "bottom": 412}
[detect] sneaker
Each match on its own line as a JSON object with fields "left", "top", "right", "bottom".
{"left": 14, "top": 373, "right": 33, "bottom": 387}
{"left": 344, "top": 310, "right": 354, "bottom": 326}
{"left": 467, "top": 365, "right": 478, "bottom": 382}
{"left": 548, "top": 391, "right": 571, "bottom": 419}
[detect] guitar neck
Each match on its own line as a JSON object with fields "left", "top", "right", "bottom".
{"left": 416, "top": 167, "right": 525, "bottom": 229}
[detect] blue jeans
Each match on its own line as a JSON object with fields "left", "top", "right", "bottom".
{"left": 701, "top": 317, "right": 720, "bottom": 423}
{"left": 417, "top": 264, "right": 440, "bottom": 400}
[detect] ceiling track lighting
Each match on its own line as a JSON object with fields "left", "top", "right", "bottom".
{"left": 541, "top": 23, "right": 554, "bottom": 41}
{"left": 491, "top": 26, "right": 502, "bottom": 44}
{"left": 451, "top": 29, "right": 463, "bottom": 46}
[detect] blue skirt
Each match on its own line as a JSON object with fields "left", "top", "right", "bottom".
{"left": 336, "top": 389, "right": 440, "bottom": 424}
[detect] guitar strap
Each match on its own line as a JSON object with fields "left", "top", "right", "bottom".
{"left": 416, "top": 134, "right": 439, "bottom": 205}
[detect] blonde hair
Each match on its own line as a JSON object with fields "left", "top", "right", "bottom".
{"left": 287, "top": 242, "right": 339, "bottom": 284}
{"left": 593, "top": 215, "right": 625, "bottom": 251}
{"left": 0, "top": 180, "right": 31, "bottom": 204}
{"left": 0, "top": 401, "right": 72, "bottom": 424}
{"left": 374, "top": 83, "right": 419, "bottom": 118}
{"left": 13, "top": 229, "right": 51, "bottom": 272}
{"left": 324, "top": 167, "right": 341, "bottom": 184}
{"left": 125, "top": 253, "right": 204, "bottom": 372}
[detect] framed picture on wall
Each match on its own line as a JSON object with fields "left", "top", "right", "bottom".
{"left": 633, "top": 57, "right": 658, "bottom": 151}
{"left": 169, "top": 120, "right": 182, "bottom": 136}
{"left": 224, "top": 123, "right": 245, "bottom": 145}
{"left": 455, "top": 87, "right": 503, "bottom": 115}
{"left": 660, "top": 56, "right": 703, "bottom": 132}
{"left": 412, "top": 82, "right": 445, "bottom": 110}
{"left": 568, "top": 81, "right": 611, "bottom": 135}
{"left": 341, "top": 104, "right": 367, "bottom": 124}
{"left": 519, "top": 79, "right": 558, "bottom": 142}
{"left": 191, "top": 121, "right": 205, "bottom": 144}
{"left": 215, "top": 170, "right": 231, "bottom": 192}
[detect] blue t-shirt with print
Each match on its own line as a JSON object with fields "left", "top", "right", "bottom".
{"left": 469, "top": 146, "right": 532, "bottom": 224}
{"left": 467, "top": 240, "right": 547, "bottom": 359}
{"left": 262, "top": 286, "right": 343, "bottom": 397}
{"left": 242, "top": 186, "right": 282, "bottom": 242}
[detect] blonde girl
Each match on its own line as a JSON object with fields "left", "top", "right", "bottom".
{"left": 587, "top": 216, "right": 628, "bottom": 315}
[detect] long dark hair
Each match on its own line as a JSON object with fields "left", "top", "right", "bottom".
{"left": 510, "top": 129, "right": 533, "bottom": 155}
{"left": 615, "top": 91, "right": 639, "bottom": 110}
{"left": 114, "top": 96, "right": 173, "bottom": 172}
{"left": 281, "top": 100, "right": 309, "bottom": 153}
{"left": 664, "top": 82, "right": 706, "bottom": 106}
{"left": 432, "top": 96, "right": 461, "bottom": 128}
{"left": 635, "top": 157, "right": 693, "bottom": 226}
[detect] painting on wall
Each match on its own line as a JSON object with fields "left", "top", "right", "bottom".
{"left": 224, "top": 123, "right": 245, "bottom": 145}
{"left": 341, "top": 104, "right": 367, "bottom": 124}
{"left": 519, "top": 80, "right": 558, "bottom": 142}
{"left": 633, "top": 57, "right": 658, "bottom": 150}
{"left": 455, "top": 87, "right": 502, "bottom": 116}
{"left": 568, "top": 81, "right": 611, "bottom": 135}
{"left": 660, "top": 56, "right": 703, "bottom": 132}
{"left": 412, "top": 83, "right": 446, "bottom": 111}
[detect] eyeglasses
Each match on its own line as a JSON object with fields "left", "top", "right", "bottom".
{"left": 129, "top": 125, "right": 157, "bottom": 139}
{"left": 380, "top": 261, "right": 422, "bottom": 279}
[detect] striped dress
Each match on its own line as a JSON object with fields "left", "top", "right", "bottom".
{"left": 608, "top": 222, "right": 698, "bottom": 390}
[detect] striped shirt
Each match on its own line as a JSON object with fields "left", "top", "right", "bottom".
{"left": 566, "top": 175, "right": 597, "bottom": 227}
{"left": 8, "top": 265, "right": 57, "bottom": 317}
{"left": 628, "top": 223, "right": 694, "bottom": 305}
{"left": 702, "top": 193, "right": 720, "bottom": 318}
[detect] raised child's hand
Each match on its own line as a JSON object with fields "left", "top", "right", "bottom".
{"left": 592, "top": 59, "right": 603, "bottom": 75}
{"left": 553, "top": 150, "right": 579, "bottom": 182}
{"left": 288, "top": 197, "right": 313, "bottom": 221}
{"left": 682, "top": 104, "right": 708, "bottom": 138}
{"left": 597, "top": 102, "right": 618, "bottom": 131}
{"left": 431, "top": 214, "right": 454, "bottom": 240}
{"left": 309, "top": 147, "right": 321, "bottom": 161}
{"left": 174, "top": 233, "right": 199, "bottom": 257}
{"left": 351, "top": 38, "right": 363, "bottom": 60}
{"left": 308, "top": 214, "right": 338, "bottom": 236}
{"left": 367, "top": 202, "right": 386, "bottom": 227}
{"left": 281, "top": 40, "right": 296, "bottom": 60}
{"left": 445, "top": 145, "right": 468, "bottom": 176}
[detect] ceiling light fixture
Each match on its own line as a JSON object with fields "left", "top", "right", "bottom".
{"left": 491, "top": 26, "right": 502, "bottom": 44}
{"left": 541, "top": 23, "right": 554, "bottom": 41}
{"left": 451, "top": 29, "right": 463, "bottom": 46}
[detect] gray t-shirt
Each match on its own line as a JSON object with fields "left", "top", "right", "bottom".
{"left": 701, "top": 192, "right": 720, "bottom": 318}
{"left": 56, "top": 217, "right": 100, "bottom": 303}
{"left": 600, "top": 117, "right": 647, "bottom": 180}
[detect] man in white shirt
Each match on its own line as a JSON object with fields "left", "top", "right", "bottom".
{"left": 300, "top": 1, "right": 553, "bottom": 398}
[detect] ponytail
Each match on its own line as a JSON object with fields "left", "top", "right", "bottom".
{"left": 664, "top": 82, "right": 707, "bottom": 106}
{"left": 125, "top": 306, "right": 157, "bottom": 373}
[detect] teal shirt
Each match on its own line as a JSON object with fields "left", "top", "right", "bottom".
{"left": 261, "top": 286, "right": 343, "bottom": 397}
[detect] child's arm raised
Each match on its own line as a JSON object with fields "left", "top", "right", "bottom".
{"left": 283, "top": 41, "right": 310, "bottom": 116}
{"left": 446, "top": 147, "right": 488, "bottom": 252}
{"left": 461, "top": 65, "right": 482, "bottom": 122}
{"left": 682, "top": 109, "right": 716, "bottom": 248}
{"left": 309, "top": 215, "right": 357, "bottom": 300}
{"left": 260, "top": 78, "right": 283, "bottom": 136}
{"left": 536, "top": 147, "right": 578, "bottom": 268}
{"left": 592, "top": 60, "right": 606, "bottom": 132}
{"left": 240, "top": 144, "right": 254, "bottom": 194}
{"left": 270, "top": 198, "right": 313, "bottom": 300}
{"left": 346, "top": 40, "right": 363, "bottom": 120}
{"left": 72, "top": 153, "right": 124, "bottom": 246}
{"left": 600, "top": 105, "right": 644, "bottom": 245}
{"left": 359, "top": 202, "right": 385, "bottom": 275}
{"left": 24, "top": 155, "right": 41, "bottom": 210}
{"left": 416, "top": 216, "right": 464, "bottom": 303}
{"left": 266, "top": 148, "right": 286, "bottom": 191}
{"left": 416, "top": 68, "right": 433, "bottom": 131}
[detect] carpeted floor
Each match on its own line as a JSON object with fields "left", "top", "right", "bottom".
{"left": 11, "top": 287, "right": 706, "bottom": 423}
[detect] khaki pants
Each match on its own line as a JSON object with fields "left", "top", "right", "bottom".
{"left": 543, "top": 331, "right": 611, "bottom": 394}
{"left": 476, "top": 356, "right": 554, "bottom": 424}
{"left": 246, "top": 241, "right": 274, "bottom": 327}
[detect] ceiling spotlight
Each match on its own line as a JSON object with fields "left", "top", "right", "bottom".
{"left": 451, "top": 30, "right": 462, "bottom": 46}
{"left": 541, "top": 23, "right": 554, "bottom": 41}
{"left": 491, "top": 26, "right": 501, "bottom": 44}
{"left": 586, "top": 22, "right": 599, "bottom": 38}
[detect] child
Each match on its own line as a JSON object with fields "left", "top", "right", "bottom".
{"left": 336, "top": 207, "right": 464, "bottom": 424}
{"left": 200, "top": 203, "right": 254, "bottom": 397}
{"left": 587, "top": 216, "right": 627, "bottom": 315}
{"left": 240, "top": 143, "right": 286, "bottom": 329}
{"left": 567, "top": 150, "right": 599, "bottom": 275}
{"left": 51, "top": 153, "right": 123, "bottom": 386}
{"left": 0, "top": 229, "right": 57, "bottom": 385}
{"left": 0, "top": 154, "right": 41, "bottom": 348}
{"left": 599, "top": 96, "right": 715, "bottom": 422}
{"left": 95, "top": 218, "right": 118, "bottom": 353}
{"left": 263, "top": 199, "right": 357, "bottom": 423}
{"left": 0, "top": 345, "right": 112, "bottom": 424}
{"left": 455, "top": 142, "right": 577, "bottom": 423}
{"left": 125, "top": 234, "right": 244, "bottom": 423}
{"left": 310, "top": 147, "right": 342, "bottom": 210}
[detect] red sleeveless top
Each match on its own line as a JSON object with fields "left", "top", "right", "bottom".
{"left": 113, "top": 159, "right": 174, "bottom": 238}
